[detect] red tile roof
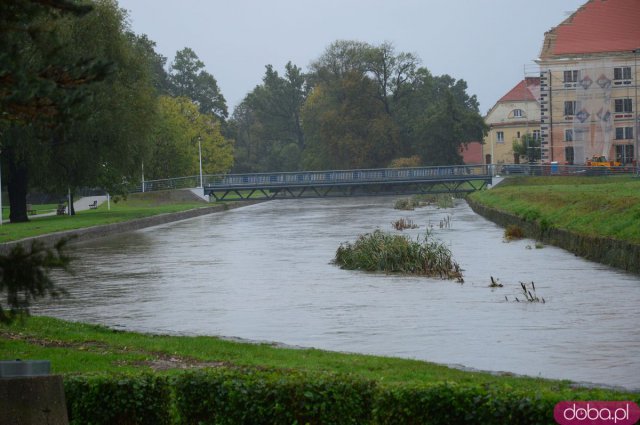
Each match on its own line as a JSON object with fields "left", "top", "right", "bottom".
{"left": 498, "top": 77, "right": 540, "bottom": 103}
{"left": 543, "top": 0, "right": 640, "bottom": 57}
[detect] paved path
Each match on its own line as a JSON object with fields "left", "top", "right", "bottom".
{"left": 1, "top": 196, "right": 108, "bottom": 223}
{"left": 73, "top": 195, "right": 108, "bottom": 212}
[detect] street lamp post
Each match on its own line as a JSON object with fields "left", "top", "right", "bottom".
{"left": 198, "top": 137, "right": 203, "bottom": 188}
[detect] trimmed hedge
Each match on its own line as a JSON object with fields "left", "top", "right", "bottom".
{"left": 374, "top": 383, "right": 640, "bottom": 425}
{"left": 62, "top": 370, "right": 640, "bottom": 425}
{"left": 374, "top": 383, "right": 556, "bottom": 425}
{"left": 64, "top": 374, "right": 172, "bottom": 425}
{"left": 173, "top": 369, "right": 375, "bottom": 425}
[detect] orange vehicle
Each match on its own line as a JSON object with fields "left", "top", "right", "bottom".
{"left": 586, "top": 156, "right": 621, "bottom": 167}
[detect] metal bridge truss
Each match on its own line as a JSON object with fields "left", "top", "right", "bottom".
{"left": 203, "top": 165, "right": 491, "bottom": 201}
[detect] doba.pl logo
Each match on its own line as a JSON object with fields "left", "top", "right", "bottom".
{"left": 554, "top": 401, "right": 640, "bottom": 424}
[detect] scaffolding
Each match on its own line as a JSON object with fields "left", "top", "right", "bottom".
{"left": 536, "top": 57, "right": 639, "bottom": 166}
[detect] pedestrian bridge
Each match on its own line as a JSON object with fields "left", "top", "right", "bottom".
{"left": 203, "top": 165, "right": 491, "bottom": 201}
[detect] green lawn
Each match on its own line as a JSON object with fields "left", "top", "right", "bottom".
{"left": 4, "top": 316, "right": 635, "bottom": 397}
{"left": 0, "top": 194, "right": 211, "bottom": 243}
{"left": 469, "top": 175, "right": 640, "bottom": 244}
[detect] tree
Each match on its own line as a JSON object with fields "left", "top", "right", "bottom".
{"left": 513, "top": 134, "right": 541, "bottom": 163}
{"left": 0, "top": 0, "right": 99, "bottom": 125}
{"left": 391, "top": 69, "right": 486, "bottom": 165}
{"left": 302, "top": 71, "right": 399, "bottom": 170}
{"left": 29, "top": 0, "right": 158, "bottom": 213}
{"left": 147, "top": 96, "right": 232, "bottom": 179}
{"left": 413, "top": 90, "right": 486, "bottom": 165}
{"left": 231, "top": 62, "right": 308, "bottom": 172}
{"left": 130, "top": 33, "right": 172, "bottom": 95}
{"left": 169, "top": 47, "right": 227, "bottom": 120}
{"left": 0, "top": 239, "right": 72, "bottom": 324}
{"left": 365, "top": 42, "right": 420, "bottom": 116}
{"left": 0, "top": 0, "right": 112, "bottom": 222}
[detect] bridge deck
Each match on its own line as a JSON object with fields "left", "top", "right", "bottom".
{"left": 204, "top": 165, "right": 492, "bottom": 201}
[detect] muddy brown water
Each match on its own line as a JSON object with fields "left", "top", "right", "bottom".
{"left": 37, "top": 197, "right": 640, "bottom": 390}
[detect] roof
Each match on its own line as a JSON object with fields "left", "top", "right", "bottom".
{"left": 498, "top": 77, "right": 540, "bottom": 103}
{"left": 540, "top": 0, "right": 640, "bottom": 58}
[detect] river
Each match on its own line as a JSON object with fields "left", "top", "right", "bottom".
{"left": 38, "top": 197, "right": 640, "bottom": 390}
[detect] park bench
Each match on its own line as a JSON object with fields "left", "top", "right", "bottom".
{"left": 56, "top": 204, "right": 67, "bottom": 215}
{"left": 26, "top": 204, "right": 36, "bottom": 215}
{"left": 88, "top": 200, "right": 98, "bottom": 209}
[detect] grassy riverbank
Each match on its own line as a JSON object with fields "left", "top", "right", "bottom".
{"left": 468, "top": 175, "right": 640, "bottom": 244}
{"left": 2, "top": 316, "right": 636, "bottom": 398}
{"left": 0, "top": 191, "right": 209, "bottom": 243}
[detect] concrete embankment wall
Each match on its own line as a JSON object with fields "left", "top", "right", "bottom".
{"left": 0, "top": 201, "right": 259, "bottom": 255}
{"left": 466, "top": 198, "right": 640, "bottom": 275}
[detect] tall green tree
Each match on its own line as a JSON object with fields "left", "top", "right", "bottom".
{"left": 365, "top": 42, "right": 420, "bottom": 116}
{"left": 0, "top": 0, "right": 112, "bottom": 222}
{"left": 147, "top": 96, "right": 232, "bottom": 179}
{"left": 27, "top": 0, "right": 158, "bottom": 214}
{"left": 302, "top": 71, "right": 398, "bottom": 170}
{"left": 232, "top": 62, "right": 308, "bottom": 172}
{"left": 169, "top": 47, "right": 227, "bottom": 120}
{"left": 302, "top": 41, "right": 399, "bottom": 170}
{"left": 393, "top": 69, "right": 486, "bottom": 165}
{"left": 130, "top": 33, "right": 172, "bottom": 95}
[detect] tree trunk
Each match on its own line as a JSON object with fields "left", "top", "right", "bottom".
{"left": 6, "top": 152, "right": 29, "bottom": 223}
{"left": 69, "top": 191, "right": 75, "bottom": 216}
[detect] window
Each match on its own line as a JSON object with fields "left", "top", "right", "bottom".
{"left": 532, "top": 130, "right": 541, "bottom": 141}
{"left": 615, "top": 145, "right": 634, "bottom": 164}
{"left": 516, "top": 131, "right": 521, "bottom": 138}
{"left": 565, "top": 147, "right": 574, "bottom": 165}
{"left": 614, "top": 67, "right": 632, "bottom": 80}
{"left": 512, "top": 109, "right": 524, "bottom": 118}
{"left": 564, "top": 70, "right": 579, "bottom": 83}
{"left": 564, "top": 101, "right": 577, "bottom": 115}
{"left": 614, "top": 98, "right": 633, "bottom": 113}
{"left": 496, "top": 131, "right": 504, "bottom": 143}
{"left": 565, "top": 129, "right": 573, "bottom": 141}
{"left": 615, "top": 127, "right": 634, "bottom": 140}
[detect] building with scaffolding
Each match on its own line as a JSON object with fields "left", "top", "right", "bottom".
{"left": 484, "top": 77, "right": 541, "bottom": 165}
{"left": 537, "top": 0, "right": 640, "bottom": 165}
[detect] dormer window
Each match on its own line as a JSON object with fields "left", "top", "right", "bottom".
{"left": 512, "top": 109, "right": 524, "bottom": 118}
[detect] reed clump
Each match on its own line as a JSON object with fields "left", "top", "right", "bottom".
{"left": 333, "top": 229, "right": 463, "bottom": 282}
{"left": 394, "top": 194, "right": 455, "bottom": 211}
{"left": 504, "top": 224, "right": 525, "bottom": 240}
{"left": 394, "top": 198, "right": 420, "bottom": 210}
{"left": 392, "top": 218, "right": 419, "bottom": 231}
{"left": 505, "top": 281, "right": 545, "bottom": 303}
{"left": 488, "top": 276, "right": 503, "bottom": 288}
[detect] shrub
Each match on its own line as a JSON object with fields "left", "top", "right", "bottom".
{"left": 65, "top": 374, "right": 172, "bottom": 425}
{"left": 374, "top": 383, "right": 557, "bottom": 425}
{"left": 392, "top": 218, "right": 419, "bottom": 231}
{"left": 389, "top": 155, "right": 422, "bottom": 168}
{"left": 173, "top": 369, "right": 376, "bottom": 425}
{"left": 0, "top": 239, "right": 72, "bottom": 324}
{"left": 62, "top": 371, "right": 640, "bottom": 424}
{"left": 334, "top": 230, "right": 463, "bottom": 281}
{"left": 394, "top": 198, "right": 419, "bottom": 210}
{"left": 374, "top": 383, "right": 640, "bottom": 425}
{"left": 504, "top": 224, "right": 525, "bottom": 240}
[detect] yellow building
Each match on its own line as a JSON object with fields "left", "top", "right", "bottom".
{"left": 537, "top": 0, "right": 640, "bottom": 165}
{"left": 484, "top": 77, "right": 541, "bottom": 165}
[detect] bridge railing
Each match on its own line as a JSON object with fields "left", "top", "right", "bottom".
{"left": 496, "top": 163, "right": 638, "bottom": 176}
{"left": 206, "top": 165, "right": 490, "bottom": 188}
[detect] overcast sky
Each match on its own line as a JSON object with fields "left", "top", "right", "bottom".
{"left": 117, "top": 0, "right": 586, "bottom": 115}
